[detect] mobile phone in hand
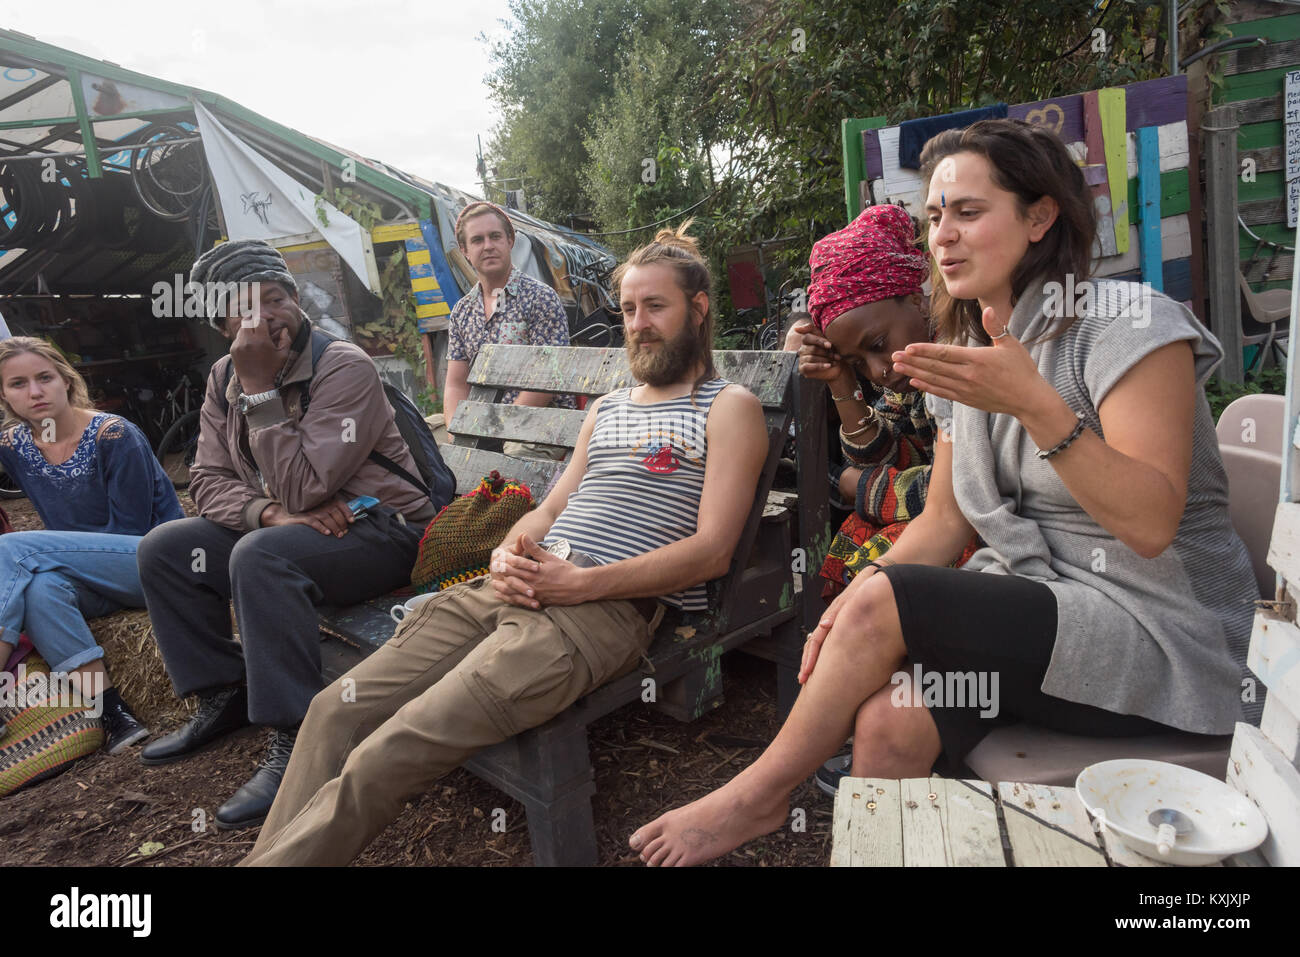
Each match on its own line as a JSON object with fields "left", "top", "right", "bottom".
{"left": 346, "top": 495, "right": 380, "bottom": 518}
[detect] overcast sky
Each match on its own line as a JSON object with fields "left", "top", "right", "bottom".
{"left": 6, "top": 0, "right": 516, "bottom": 195}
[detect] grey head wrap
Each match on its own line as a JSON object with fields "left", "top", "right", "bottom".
{"left": 189, "top": 239, "right": 299, "bottom": 331}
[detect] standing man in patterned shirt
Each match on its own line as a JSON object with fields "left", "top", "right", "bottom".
{"left": 443, "top": 201, "right": 574, "bottom": 458}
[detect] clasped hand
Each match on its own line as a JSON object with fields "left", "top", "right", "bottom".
{"left": 489, "top": 533, "right": 591, "bottom": 609}
{"left": 888, "top": 307, "right": 1052, "bottom": 417}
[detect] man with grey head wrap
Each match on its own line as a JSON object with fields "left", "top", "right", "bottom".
{"left": 137, "top": 239, "right": 437, "bottom": 830}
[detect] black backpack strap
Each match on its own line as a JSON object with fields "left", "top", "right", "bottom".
{"left": 366, "top": 449, "right": 427, "bottom": 496}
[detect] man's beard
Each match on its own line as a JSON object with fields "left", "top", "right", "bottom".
{"left": 626, "top": 320, "right": 704, "bottom": 386}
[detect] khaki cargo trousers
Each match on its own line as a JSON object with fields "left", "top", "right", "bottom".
{"left": 240, "top": 576, "right": 658, "bottom": 866}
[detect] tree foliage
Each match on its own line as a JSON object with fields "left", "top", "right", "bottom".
{"left": 485, "top": 0, "right": 1170, "bottom": 313}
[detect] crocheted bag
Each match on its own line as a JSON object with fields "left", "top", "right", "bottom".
{"left": 0, "top": 653, "right": 104, "bottom": 798}
{"left": 410, "top": 471, "right": 535, "bottom": 593}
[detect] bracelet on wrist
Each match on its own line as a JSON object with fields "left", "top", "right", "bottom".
{"left": 1035, "top": 412, "right": 1087, "bottom": 460}
{"left": 831, "top": 387, "right": 865, "bottom": 403}
{"left": 841, "top": 410, "right": 880, "bottom": 439}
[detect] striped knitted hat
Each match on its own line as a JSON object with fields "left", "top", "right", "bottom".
{"left": 410, "top": 471, "right": 535, "bottom": 593}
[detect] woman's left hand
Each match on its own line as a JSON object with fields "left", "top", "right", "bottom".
{"left": 889, "top": 307, "right": 1052, "bottom": 417}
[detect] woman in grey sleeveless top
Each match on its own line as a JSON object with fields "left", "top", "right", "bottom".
{"left": 630, "top": 118, "right": 1257, "bottom": 867}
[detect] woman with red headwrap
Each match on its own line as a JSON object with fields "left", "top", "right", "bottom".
{"left": 788, "top": 205, "right": 975, "bottom": 601}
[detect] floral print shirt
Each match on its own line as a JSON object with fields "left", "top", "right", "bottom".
{"left": 448, "top": 266, "right": 576, "bottom": 408}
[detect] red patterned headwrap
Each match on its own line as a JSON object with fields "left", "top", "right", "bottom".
{"left": 807, "top": 204, "right": 928, "bottom": 332}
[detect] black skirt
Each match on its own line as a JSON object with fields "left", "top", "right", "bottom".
{"left": 879, "top": 563, "right": 1175, "bottom": 776}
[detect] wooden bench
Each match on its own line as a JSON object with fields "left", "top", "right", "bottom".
{"left": 317, "top": 343, "right": 834, "bottom": 865}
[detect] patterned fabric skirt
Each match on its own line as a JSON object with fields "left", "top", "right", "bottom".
{"left": 819, "top": 512, "right": 980, "bottom": 602}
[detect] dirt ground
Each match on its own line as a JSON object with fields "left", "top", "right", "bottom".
{"left": 0, "top": 494, "right": 832, "bottom": 867}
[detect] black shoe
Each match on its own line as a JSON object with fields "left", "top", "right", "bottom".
{"left": 139, "top": 685, "right": 249, "bottom": 766}
{"left": 101, "top": 697, "right": 150, "bottom": 755}
{"left": 215, "top": 725, "right": 299, "bottom": 831}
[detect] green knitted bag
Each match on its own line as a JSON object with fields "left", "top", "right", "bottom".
{"left": 410, "top": 471, "right": 535, "bottom": 593}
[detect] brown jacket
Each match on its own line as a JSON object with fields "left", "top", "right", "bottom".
{"left": 191, "top": 337, "right": 436, "bottom": 532}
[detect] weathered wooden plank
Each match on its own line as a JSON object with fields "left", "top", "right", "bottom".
{"left": 876, "top": 125, "right": 925, "bottom": 193}
{"left": 440, "top": 443, "right": 566, "bottom": 499}
{"left": 1137, "top": 126, "right": 1164, "bottom": 291}
{"left": 1204, "top": 104, "right": 1246, "bottom": 385}
{"left": 998, "top": 781, "right": 1107, "bottom": 866}
{"left": 1260, "top": 691, "right": 1300, "bottom": 769}
{"left": 1223, "top": 35, "right": 1300, "bottom": 76}
{"left": 449, "top": 400, "right": 587, "bottom": 448}
{"left": 1225, "top": 93, "right": 1285, "bottom": 126}
{"left": 466, "top": 344, "right": 794, "bottom": 408}
{"left": 900, "top": 777, "right": 949, "bottom": 866}
{"left": 1266, "top": 501, "right": 1300, "bottom": 596}
{"left": 1239, "top": 196, "right": 1288, "bottom": 227}
{"left": 1242, "top": 145, "right": 1284, "bottom": 173}
{"left": 1221, "top": 0, "right": 1298, "bottom": 26}
{"left": 1227, "top": 721, "right": 1300, "bottom": 867}
{"left": 943, "top": 779, "right": 1005, "bottom": 866}
{"left": 1246, "top": 608, "right": 1300, "bottom": 717}
{"left": 831, "top": 778, "right": 903, "bottom": 867}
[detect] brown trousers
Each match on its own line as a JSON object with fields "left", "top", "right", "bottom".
{"left": 240, "top": 576, "right": 657, "bottom": 866}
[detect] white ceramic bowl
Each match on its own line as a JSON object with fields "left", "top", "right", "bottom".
{"left": 1075, "top": 759, "right": 1268, "bottom": 866}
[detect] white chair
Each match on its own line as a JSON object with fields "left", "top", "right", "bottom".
{"left": 1239, "top": 272, "right": 1291, "bottom": 373}
{"left": 965, "top": 395, "right": 1283, "bottom": 785}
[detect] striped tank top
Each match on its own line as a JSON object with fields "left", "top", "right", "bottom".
{"left": 543, "top": 378, "right": 731, "bottom": 611}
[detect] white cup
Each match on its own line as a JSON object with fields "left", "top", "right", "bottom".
{"left": 390, "top": 592, "right": 437, "bottom": 624}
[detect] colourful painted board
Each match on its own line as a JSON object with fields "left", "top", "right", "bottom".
{"left": 1137, "top": 125, "right": 1163, "bottom": 291}
{"left": 844, "top": 116, "right": 887, "bottom": 222}
{"left": 1100, "top": 87, "right": 1130, "bottom": 254}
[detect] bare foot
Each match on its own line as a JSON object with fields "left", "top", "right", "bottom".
{"left": 628, "top": 781, "right": 789, "bottom": 866}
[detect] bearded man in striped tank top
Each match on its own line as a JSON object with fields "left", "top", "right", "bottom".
{"left": 240, "top": 221, "right": 769, "bottom": 866}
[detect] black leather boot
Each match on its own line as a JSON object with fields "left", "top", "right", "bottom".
{"left": 100, "top": 694, "right": 150, "bottom": 755}
{"left": 215, "top": 725, "right": 299, "bottom": 830}
{"left": 139, "top": 685, "right": 249, "bottom": 766}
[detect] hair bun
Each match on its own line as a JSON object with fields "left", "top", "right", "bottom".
{"left": 651, "top": 218, "right": 704, "bottom": 260}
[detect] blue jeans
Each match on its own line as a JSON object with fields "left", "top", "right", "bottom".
{"left": 0, "top": 530, "right": 148, "bottom": 673}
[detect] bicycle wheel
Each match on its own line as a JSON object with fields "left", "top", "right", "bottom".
{"left": 0, "top": 464, "right": 25, "bottom": 499}
{"left": 155, "top": 409, "right": 201, "bottom": 488}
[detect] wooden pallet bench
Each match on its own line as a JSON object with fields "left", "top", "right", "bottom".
{"left": 317, "top": 343, "right": 834, "bottom": 865}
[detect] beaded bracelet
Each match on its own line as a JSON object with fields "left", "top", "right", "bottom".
{"left": 1036, "top": 412, "right": 1086, "bottom": 460}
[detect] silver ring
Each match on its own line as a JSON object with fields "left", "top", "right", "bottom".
{"left": 991, "top": 330, "right": 1011, "bottom": 340}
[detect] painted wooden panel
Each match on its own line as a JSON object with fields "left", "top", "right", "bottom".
{"left": 1124, "top": 74, "right": 1190, "bottom": 130}
{"left": 1008, "top": 95, "right": 1085, "bottom": 142}
{"left": 1228, "top": 722, "right": 1300, "bottom": 867}
{"left": 863, "top": 126, "right": 883, "bottom": 181}
{"left": 1105, "top": 257, "right": 1193, "bottom": 304}
{"left": 1092, "top": 215, "right": 1192, "bottom": 274}
{"left": 1137, "top": 126, "right": 1163, "bottom": 290}
{"left": 1247, "top": 609, "right": 1300, "bottom": 718}
{"left": 876, "top": 126, "right": 925, "bottom": 196}
{"left": 1100, "top": 88, "right": 1130, "bottom": 254}
{"left": 1124, "top": 121, "right": 1190, "bottom": 179}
